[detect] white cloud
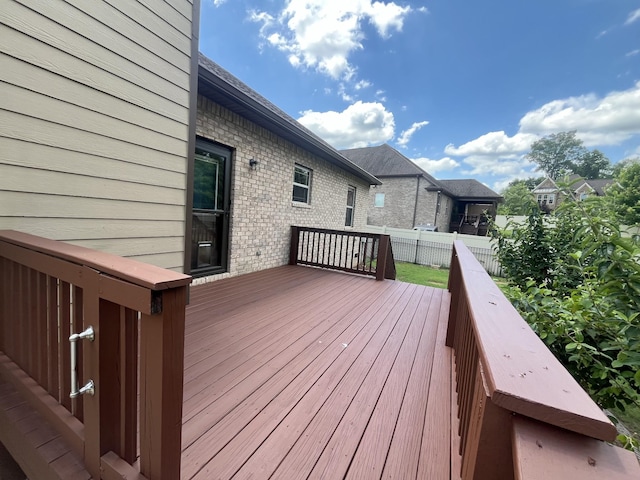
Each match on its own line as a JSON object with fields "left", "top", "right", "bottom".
{"left": 297, "top": 101, "right": 395, "bottom": 149}
{"left": 411, "top": 156, "right": 459, "bottom": 174}
{"left": 397, "top": 120, "right": 429, "bottom": 147}
{"left": 338, "top": 83, "right": 354, "bottom": 102}
{"left": 442, "top": 83, "right": 640, "bottom": 183}
{"left": 519, "top": 81, "right": 640, "bottom": 146}
{"left": 212, "top": 0, "right": 227, "bottom": 6}
{"left": 250, "top": 0, "right": 414, "bottom": 80}
{"left": 626, "top": 49, "right": 640, "bottom": 57}
{"left": 367, "top": 1, "right": 412, "bottom": 38}
{"left": 624, "top": 8, "right": 640, "bottom": 25}
{"left": 444, "top": 131, "right": 538, "bottom": 157}
{"left": 461, "top": 155, "right": 536, "bottom": 177}
{"left": 355, "top": 80, "right": 372, "bottom": 90}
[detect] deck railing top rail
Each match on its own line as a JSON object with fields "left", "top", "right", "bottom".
{"left": 0, "top": 230, "right": 191, "bottom": 291}
{"left": 447, "top": 240, "right": 616, "bottom": 442}
{"left": 0, "top": 230, "right": 191, "bottom": 480}
{"left": 289, "top": 226, "right": 395, "bottom": 281}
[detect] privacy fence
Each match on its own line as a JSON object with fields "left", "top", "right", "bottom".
{"left": 364, "top": 225, "right": 503, "bottom": 277}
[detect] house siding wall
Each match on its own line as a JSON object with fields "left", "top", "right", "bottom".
{"left": 367, "top": 177, "right": 451, "bottom": 231}
{"left": 0, "top": 0, "right": 196, "bottom": 271}
{"left": 195, "top": 95, "right": 370, "bottom": 279}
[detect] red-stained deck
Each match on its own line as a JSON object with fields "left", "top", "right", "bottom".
{"left": 181, "top": 265, "right": 454, "bottom": 480}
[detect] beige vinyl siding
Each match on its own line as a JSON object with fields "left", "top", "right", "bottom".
{"left": 0, "top": 0, "right": 195, "bottom": 271}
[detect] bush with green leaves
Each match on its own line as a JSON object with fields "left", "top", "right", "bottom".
{"left": 492, "top": 195, "right": 640, "bottom": 412}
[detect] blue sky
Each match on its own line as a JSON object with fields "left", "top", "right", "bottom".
{"left": 199, "top": 0, "right": 640, "bottom": 192}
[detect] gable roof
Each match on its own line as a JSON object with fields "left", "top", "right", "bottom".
{"left": 583, "top": 179, "right": 615, "bottom": 196}
{"left": 197, "top": 54, "right": 380, "bottom": 185}
{"left": 341, "top": 144, "right": 502, "bottom": 201}
{"left": 340, "top": 144, "right": 443, "bottom": 187}
{"left": 437, "top": 179, "right": 502, "bottom": 201}
{"left": 533, "top": 176, "right": 614, "bottom": 196}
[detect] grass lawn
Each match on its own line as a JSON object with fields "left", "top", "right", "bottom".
{"left": 395, "top": 261, "right": 508, "bottom": 291}
{"left": 395, "top": 262, "right": 450, "bottom": 288}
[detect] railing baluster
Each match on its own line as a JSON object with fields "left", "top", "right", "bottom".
{"left": 60, "top": 281, "right": 72, "bottom": 413}
{"left": 0, "top": 230, "right": 191, "bottom": 480}
{"left": 289, "top": 227, "right": 395, "bottom": 280}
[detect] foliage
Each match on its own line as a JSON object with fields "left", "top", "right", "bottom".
{"left": 493, "top": 208, "right": 555, "bottom": 287}
{"left": 612, "top": 157, "right": 640, "bottom": 178}
{"left": 498, "top": 179, "right": 541, "bottom": 215}
{"left": 526, "top": 131, "right": 586, "bottom": 179}
{"left": 573, "top": 149, "right": 613, "bottom": 179}
{"left": 526, "top": 131, "right": 612, "bottom": 180}
{"left": 492, "top": 195, "right": 640, "bottom": 413}
{"left": 610, "top": 161, "right": 640, "bottom": 226}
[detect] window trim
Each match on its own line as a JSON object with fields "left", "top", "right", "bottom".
{"left": 345, "top": 185, "right": 356, "bottom": 227}
{"left": 292, "top": 164, "right": 312, "bottom": 204}
{"left": 374, "top": 192, "right": 385, "bottom": 208}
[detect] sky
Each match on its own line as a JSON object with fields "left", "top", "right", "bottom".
{"left": 198, "top": 0, "right": 640, "bottom": 192}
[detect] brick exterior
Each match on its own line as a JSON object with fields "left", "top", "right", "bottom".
{"left": 195, "top": 95, "right": 370, "bottom": 281}
{"left": 367, "top": 176, "right": 453, "bottom": 231}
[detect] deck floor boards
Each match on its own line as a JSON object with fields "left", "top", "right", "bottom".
{"left": 182, "top": 265, "right": 452, "bottom": 480}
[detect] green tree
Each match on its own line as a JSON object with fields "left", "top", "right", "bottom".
{"left": 526, "top": 131, "right": 586, "bottom": 179}
{"left": 612, "top": 157, "right": 640, "bottom": 177}
{"left": 526, "top": 131, "right": 612, "bottom": 180}
{"left": 573, "top": 149, "right": 612, "bottom": 179}
{"left": 498, "top": 179, "right": 539, "bottom": 215}
{"left": 492, "top": 195, "right": 640, "bottom": 412}
{"left": 611, "top": 161, "right": 640, "bottom": 226}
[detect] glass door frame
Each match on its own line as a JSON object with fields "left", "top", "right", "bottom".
{"left": 188, "top": 138, "right": 232, "bottom": 276}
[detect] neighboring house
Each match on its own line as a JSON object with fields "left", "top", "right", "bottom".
{"left": 0, "top": 0, "right": 379, "bottom": 283}
{"left": 532, "top": 175, "right": 616, "bottom": 211}
{"left": 437, "top": 179, "right": 503, "bottom": 235}
{"left": 340, "top": 144, "right": 454, "bottom": 231}
{"left": 340, "top": 144, "right": 502, "bottom": 235}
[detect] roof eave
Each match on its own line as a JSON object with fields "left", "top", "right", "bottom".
{"left": 197, "top": 66, "right": 381, "bottom": 185}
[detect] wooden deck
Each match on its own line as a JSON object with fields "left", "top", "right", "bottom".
{"left": 181, "top": 265, "right": 454, "bottom": 480}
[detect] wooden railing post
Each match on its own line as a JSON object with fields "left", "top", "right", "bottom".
{"left": 139, "top": 285, "right": 188, "bottom": 480}
{"left": 383, "top": 237, "right": 396, "bottom": 280}
{"left": 375, "top": 235, "right": 389, "bottom": 281}
{"left": 289, "top": 226, "right": 300, "bottom": 265}
{"left": 0, "top": 230, "right": 191, "bottom": 480}
{"left": 444, "top": 240, "right": 640, "bottom": 480}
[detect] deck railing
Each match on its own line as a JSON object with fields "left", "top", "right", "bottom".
{"left": 0, "top": 230, "right": 191, "bottom": 480}
{"left": 447, "top": 240, "right": 640, "bottom": 479}
{"left": 289, "top": 226, "right": 396, "bottom": 280}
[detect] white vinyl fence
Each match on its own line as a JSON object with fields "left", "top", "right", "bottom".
{"left": 364, "top": 225, "right": 503, "bottom": 277}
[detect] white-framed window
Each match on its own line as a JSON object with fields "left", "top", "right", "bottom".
{"left": 292, "top": 164, "right": 311, "bottom": 204}
{"left": 548, "top": 194, "right": 555, "bottom": 204}
{"left": 374, "top": 192, "right": 385, "bottom": 207}
{"left": 536, "top": 194, "right": 542, "bottom": 202}
{"left": 345, "top": 186, "right": 356, "bottom": 227}
{"left": 580, "top": 192, "right": 588, "bottom": 201}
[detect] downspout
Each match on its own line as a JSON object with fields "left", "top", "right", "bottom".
{"left": 434, "top": 190, "right": 441, "bottom": 226}
{"left": 412, "top": 175, "right": 420, "bottom": 228}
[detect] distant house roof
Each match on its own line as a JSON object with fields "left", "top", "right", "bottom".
{"left": 583, "top": 179, "right": 615, "bottom": 196}
{"left": 341, "top": 144, "right": 502, "bottom": 201}
{"left": 436, "top": 179, "right": 503, "bottom": 201}
{"left": 533, "top": 176, "right": 615, "bottom": 196}
{"left": 197, "top": 54, "right": 380, "bottom": 186}
{"left": 340, "top": 144, "right": 432, "bottom": 176}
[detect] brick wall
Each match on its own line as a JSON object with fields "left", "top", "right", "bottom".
{"left": 195, "top": 95, "right": 370, "bottom": 281}
{"left": 367, "top": 176, "right": 452, "bottom": 231}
